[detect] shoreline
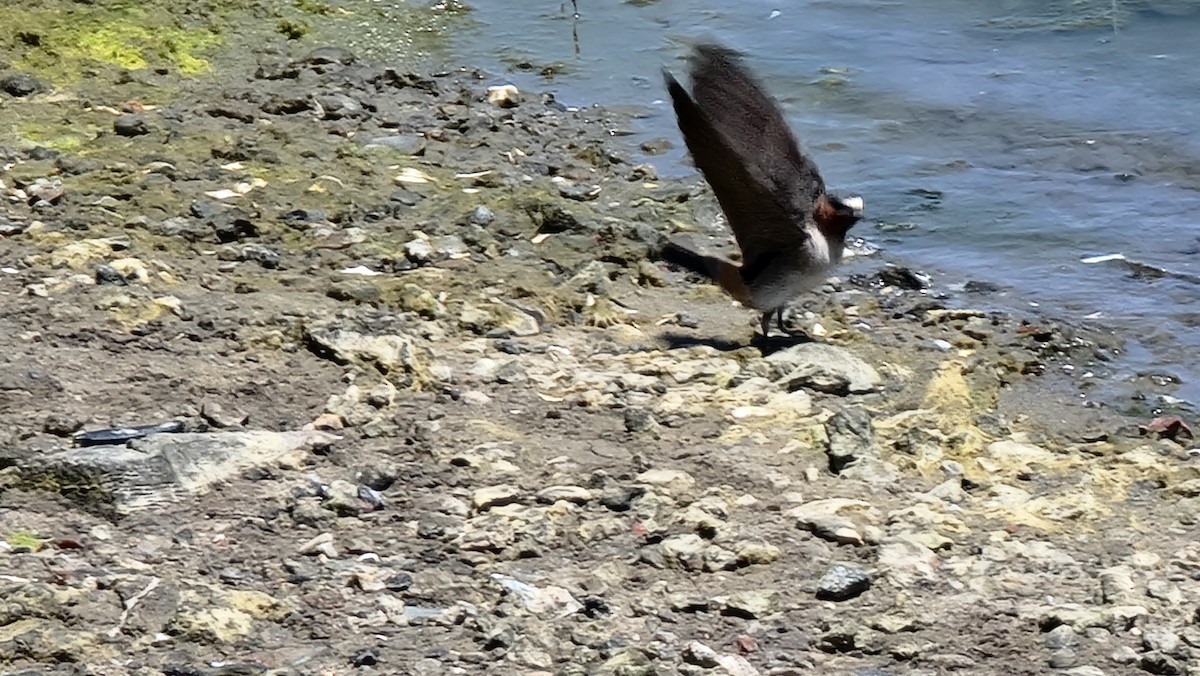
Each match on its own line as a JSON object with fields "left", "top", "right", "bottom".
{"left": 2, "top": 5, "right": 1199, "bottom": 674}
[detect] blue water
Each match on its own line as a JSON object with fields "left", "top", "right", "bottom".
{"left": 439, "top": 0, "right": 1200, "bottom": 401}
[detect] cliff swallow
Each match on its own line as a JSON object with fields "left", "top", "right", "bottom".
{"left": 661, "top": 42, "right": 864, "bottom": 337}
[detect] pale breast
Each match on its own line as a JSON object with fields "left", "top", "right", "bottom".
{"left": 748, "top": 235, "right": 843, "bottom": 310}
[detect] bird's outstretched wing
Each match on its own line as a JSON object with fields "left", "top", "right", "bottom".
{"left": 665, "top": 43, "right": 827, "bottom": 273}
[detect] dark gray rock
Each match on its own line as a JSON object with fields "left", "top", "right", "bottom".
{"left": 1, "top": 73, "right": 45, "bottom": 97}
{"left": 816, "top": 565, "right": 872, "bottom": 601}
{"left": 114, "top": 114, "right": 151, "bottom": 137}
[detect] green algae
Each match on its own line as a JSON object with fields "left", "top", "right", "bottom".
{"left": 0, "top": 2, "right": 221, "bottom": 83}
{"left": 16, "top": 121, "right": 93, "bottom": 154}
{"left": 4, "top": 530, "right": 48, "bottom": 552}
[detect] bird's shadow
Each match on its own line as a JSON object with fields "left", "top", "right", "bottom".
{"left": 659, "top": 331, "right": 812, "bottom": 355}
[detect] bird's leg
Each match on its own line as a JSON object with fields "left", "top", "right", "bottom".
{"left": 776, "top": 307, "right": 810, "bottom": 337}
{"left": 760, "top": 311, "right": 772, "bottom": 339}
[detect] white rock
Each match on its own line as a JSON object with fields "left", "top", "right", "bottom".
{"left": 767, "top": 343, "right": 881, "bottom": 394}
{"left": 487, "top": 84, "right": 521, "bottom": 108}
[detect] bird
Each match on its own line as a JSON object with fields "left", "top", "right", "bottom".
{"left": 660, "top": 42, "right": 864, "bottom": 338}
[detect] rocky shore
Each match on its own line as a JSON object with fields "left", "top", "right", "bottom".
{"left": 3, "top": 4, "right": 1200, "bottom": 675}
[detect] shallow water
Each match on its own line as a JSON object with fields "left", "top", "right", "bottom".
{"left": 440, "top": 0, "right": 1200, "bottom": 401}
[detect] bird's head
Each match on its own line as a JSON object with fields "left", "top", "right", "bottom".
{"left": 815, "top": 194, "right": 864, "bottom": 240}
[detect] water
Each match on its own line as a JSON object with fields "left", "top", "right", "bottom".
{"left": 441, "top": 0, "right": 1200, "bottom": 401}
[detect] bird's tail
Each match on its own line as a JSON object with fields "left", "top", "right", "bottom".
{"left": 659, "top": 238, "right": 754, "bottom": 306}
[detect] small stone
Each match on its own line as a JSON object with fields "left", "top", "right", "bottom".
{"left": 1, "top": 73, "right": 45, "bottom": 97}
{"left": 305, "top": 46, "right": 356, "bottom": 65}
{"left": 1110, "top": 645, "right": 1139, "bottom": 664}
{"left": 599, "top": 484, "right": 640, "bottom": 512}
{"left": 43, "top": 412, "right": 85, "bottom": 437}
{"left": 114, "top": 114, "right": 151, "bottom": 137}
{"left": 95, "top": 264, "right": 127, "bottom": 285}
{"left": 366, "top": 382, "right": 396, "bottom": 408}
{"left": 825, "top": 406, "right": 880, "bottom": 476}
{"left": 351, "top": 648, "right": 379, "bottom": 667}
{"left": 874, "top": 265, "right": 930, "bottom": 290}
{"left": 492, "top": 574, "right": 583, "bottom": 616}
{"left": 636, "top": 468, "right": 695, "bottom": 498}
{"left": 201, "top": 401, "right": 249, "bottom": 428}
{"left": 734, "top": 541, "right": 782, "bottom": 566}
{"left": 721, "top": 590, "right": 778, "bottom": 619}
{"left": 240, "top": 244, "right": 281, "bottom": 268}
{"left": 472, "top": 485, "right": 522, "bottom": 511}
{"left": 322, "top": 479, "right": 365, "bottom": 516}
{"left": 26, "top": 177, "right": 65, "bottom": 206}
{"left": 1142, "top": 627, "right": 1181, "bottom": 654}
{"left": 315, "top": 92, "right": 363, "bottom": 119}
{"left": 299, "top": 532, "right": 338, "bottom": 557}
{"left": 404, "top": 238, "right": 433, "bottom": 264}
{"left": 536, "top": 485, "right": 592, "bottom": 504}
{"left": 432, "top": 234, "right": 468, "bottom": 258}
{"left": 487, "top": 84, "right": 521, "bottom": 107}
{"left": 363, "top": 134, "right": 425, "bottom": 155}
{"left": 1146, "top": 579, "right": 1183, "bottom": 605}
{"left": 469, "top": 205, "right": 495, "bottom": 226}
{"left": 767, "top": 343, "right": 882, "bottom": 395}
{"left": 656, "top": 534, "right": 708, "bottom": 570}
{"left": 326, "top": 280, "right": 381, "bottom": 303}
{"left": 109, "top": 257, "right": 151, "bottom": 284}
{"left": 461, "top": 390, "right": 491, "bottom": 406}
{"left": 310, "top": 413, "right": 344, "bottom": 431}
{"left": 624, "top": 407, "right": 659, "bottom": 433}
{"left": 557, "top": 181, "right": 602, "bottom": 202}
{"left": 493, "top": 360, "right": 527, "bottom": 385}
{"left": 1045, "top": 625, "right": 1079, "bottom": 650}
{"left": 1098, "top": 566, "right": 1136, "bottom": 604}
{"left": 816, "top": 564, "right": 871, "bottom": 601}
{"left": 683, "top": 641, "right": 720, "bottom": 668}
{"left": 788, "top": 498, "right": 874, "bottom": 546}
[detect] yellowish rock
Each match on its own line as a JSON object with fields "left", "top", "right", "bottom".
{"left": 48, "top": 239, "right": 113, "bottom": 270}
{"left": 109, "top": 257, "right": 151, "bottom": 284}
{"left": 227, "top": 590, "right": 292, "bottom": 621}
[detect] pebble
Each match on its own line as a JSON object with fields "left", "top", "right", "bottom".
{"left": 363, "top": 134, "right": 426, "bottom": 155}
{"left": 94, "top": 264, "right": 127, "bottom": 285}
{"left": 721, "top": 589, "right": 778, "bottom": 619}
{"left": 1, "top": 73, "right": 45, "bottom": 97}
{"left": 469, "top": 205, "right": 495, "bottom": 226}
{"left": 816, "top": 565, "right": 872, "bottom": 601}
{"left": 404, "top": 238, "right": 434, "bottom": 264}
{"left": 472, "top": 485, "right": 523, "bottom": 511}
{"left": 636, "top": 468, "right": 696, "bottom": 498}
{"left": 461, "top": 390, "right": 492, "bottom": 405}
{"left": 114, "top": 113, "right": 151, "bottom": 137}
{"left": 536, "top": 485, "right": 592, "bottom": 504}
{"left": 624, "top": 407, "right": 659, "bottom": 433}
{"left": 299, "top": 533, "right": 338, "bottom": 557}
{"left": 767, "top": 343, "right": 882, "bottom": 395}
{"left": 487, "top": 84, "right": 521, "bottom": 107}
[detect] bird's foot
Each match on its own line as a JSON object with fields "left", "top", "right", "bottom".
{"left": 757, "top": 309, "right": 810, "bottom": 342}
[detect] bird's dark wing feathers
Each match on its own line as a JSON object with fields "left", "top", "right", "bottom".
{"left": 664, "top": 68, "right": 800, "bottom": 271}
{"left": 670, "top": 43, "right": 828, "bottom": 267}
